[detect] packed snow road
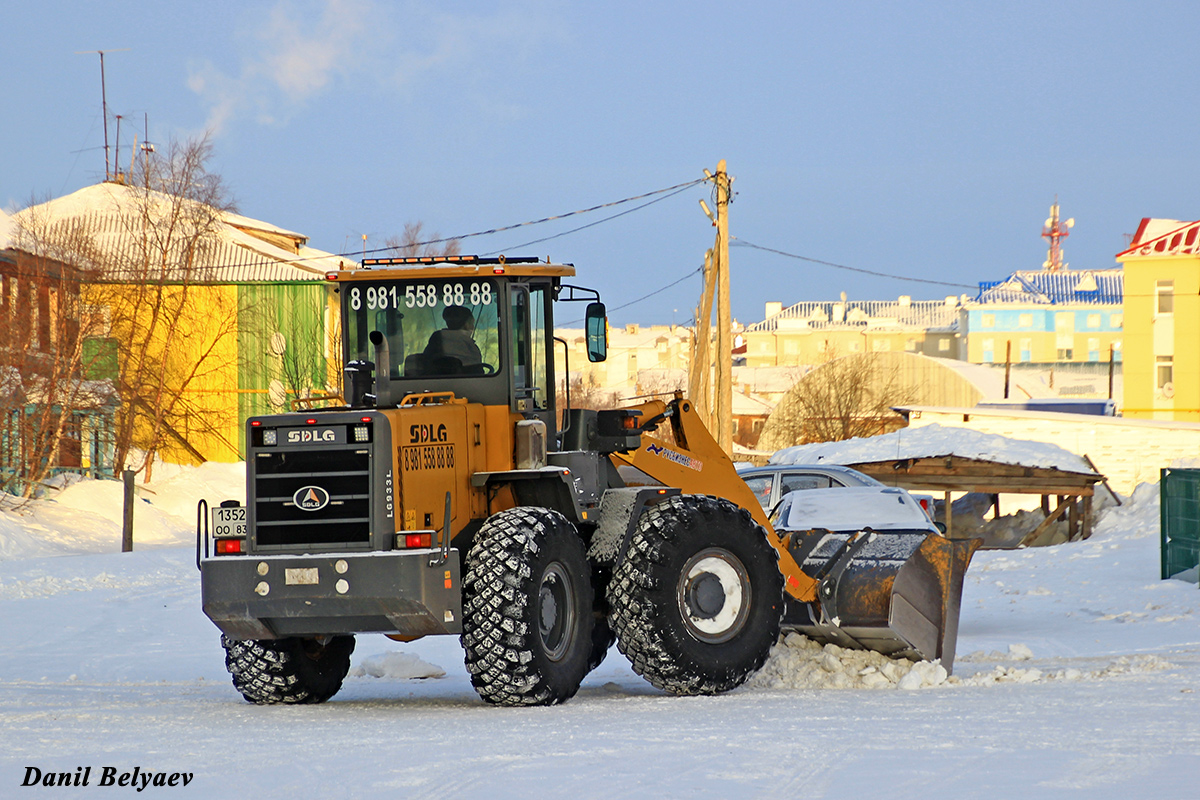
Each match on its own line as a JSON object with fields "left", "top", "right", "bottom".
{"left": 1, "top": 473, "right": 1199, "bottom": 798}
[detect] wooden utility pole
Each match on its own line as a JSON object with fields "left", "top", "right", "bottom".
{"left": 713, "top": 161, "right": 733, "bottom": 455}
{"left": 688, "top": 248, "right": 716, "bottom": 423}
{"left": 691, "top": 160, "right": 733, "bottom": 455}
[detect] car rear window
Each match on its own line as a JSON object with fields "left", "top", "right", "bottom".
{"left": 744, "top": 475, "right": 774, "bottom": 509}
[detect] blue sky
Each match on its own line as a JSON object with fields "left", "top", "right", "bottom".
{"left": 4, "top": 1, "right": 1198, "bottom": 326}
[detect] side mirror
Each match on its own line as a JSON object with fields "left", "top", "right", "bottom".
{"left": 585, "top": 302, "right": 607, "bottom": 362}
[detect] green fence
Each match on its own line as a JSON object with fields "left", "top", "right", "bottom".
{"left": 1161, "top": 468, "right": 1200, "bottom": 585}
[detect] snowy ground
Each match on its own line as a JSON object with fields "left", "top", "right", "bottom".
{"left": 1, "top": 464, "right": 1198, "bottom": 798}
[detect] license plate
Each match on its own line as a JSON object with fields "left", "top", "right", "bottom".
{"left": 212, "top": 505, "right": 247, "bottom": 538}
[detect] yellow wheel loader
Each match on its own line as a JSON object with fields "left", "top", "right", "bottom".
{"left": 199, "top": 255, "right": 978, "bottom": 705}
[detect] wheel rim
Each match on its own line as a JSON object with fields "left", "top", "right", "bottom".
{"left": 538, "top": 561, "right": 576, "bottom": 661}
{"left": 676, "top": 548, "right": 751, "bottom": 644}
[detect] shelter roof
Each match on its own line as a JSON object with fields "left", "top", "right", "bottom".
{"left": 770, "top": 423, "right": 1102, "bottom": 496}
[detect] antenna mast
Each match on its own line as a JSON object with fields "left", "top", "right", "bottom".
{"left": 1041, "top": 196, "right": 1075, "bottom": 272}
{"left": 77, "top": 48, "right": 130, "bottom": 182}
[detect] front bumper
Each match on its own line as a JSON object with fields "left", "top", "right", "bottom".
{"left": 201, "top": 549, "right": 462, "bottom": 640}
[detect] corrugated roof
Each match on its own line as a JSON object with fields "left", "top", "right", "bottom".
{"left": 1116, "top": 218, "right": 1200, "bottom": 259}
{"left": 973, "top": 269, "right": 1122, "bottom": 305}
{"left": 12, "top": 183, "right": 352, "bottom": 282}
{"left": 746, "top": 299, "right": 959, "bottom": 333}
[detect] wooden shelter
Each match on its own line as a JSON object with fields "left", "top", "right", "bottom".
{"left": 845, "top": 455, "right": 1105, "bottom": 544}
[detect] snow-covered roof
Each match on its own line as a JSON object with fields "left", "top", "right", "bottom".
{"left": 732, "top": 391, "right": 775, "bottom": 416}
{"left": 769, "top": 422, "right": 1093, "bottom": 474}
{"left": 1117, "top": 218, "right": 1200, "bottom": 259}
{"left": 972, "top": 269, "right": 1123, "bottom": 306}
{"left": 746, "top": 299, "right": 960, "bottom": 333}
{"left": 12, "top": 183, "right": 353, "bottom": 282}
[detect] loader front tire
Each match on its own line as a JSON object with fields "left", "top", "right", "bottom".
{"left": 222, "top": 634, "right": 355, "bottom": 704}
{"left": 462, "top": 507, "right": 595, "bottom": 706}
{"left": 608, "top": 494, "right": 782, "bottom": 695}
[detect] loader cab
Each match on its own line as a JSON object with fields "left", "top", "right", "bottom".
{"left": 338, "top": 257, "right": 606, "bottom": 435}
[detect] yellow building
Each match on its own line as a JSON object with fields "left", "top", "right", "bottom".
{"left": 1117, "top": 218, "right": 1200, "bottom": 421}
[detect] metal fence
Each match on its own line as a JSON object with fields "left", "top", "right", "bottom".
{"left": 1161, "top": 467, "right": 1200, "bottom": 585}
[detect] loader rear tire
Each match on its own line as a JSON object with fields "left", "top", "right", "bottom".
{"left": 608, "top": 494, "right": 782, "bottom": 695}
{"left": 222, "top": 634, "right": 355, "bottom": 705}
{"left": 462, "top": 507, "right": 595, "bottom": 706}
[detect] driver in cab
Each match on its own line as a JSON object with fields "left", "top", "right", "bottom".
{"left": 424, "top": 304, "right": 482, "bottom": 370}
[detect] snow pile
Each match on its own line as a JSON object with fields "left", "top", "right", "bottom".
{"left": 751, "top": 634, "right": 1177, "bottom": 692}
{"left": 0, "top": 569, "right": 165, "bottom": 601}
{"left": 748, "top": 633, "right": 950, "bottom": 690}
{"left": 350, "top": 650, "right": 447, "bottom": 680}
{"left": 0, "top": 462, "right": 244, "bottom": 560}
{"left": 770, "top": 423, "right": 1092, "bottom": 474}
{"left": 957, "top": 654, "right": 1173, "bottom": 686}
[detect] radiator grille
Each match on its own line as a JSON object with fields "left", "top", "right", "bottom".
{"left": 252, "top": 447, "right": 372, "bottom": 547}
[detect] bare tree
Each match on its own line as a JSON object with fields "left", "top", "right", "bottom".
{"left": 556, "top": 372, "right": 622, "bottom": 413}
{"left": 758, "top": 348, "right": 918, "bottom": 450}
{"left": 385, "top": 222, "right": 461, "bottom": 258}
{"left": 15, "top": 136, "right": 242, "bottom": 480}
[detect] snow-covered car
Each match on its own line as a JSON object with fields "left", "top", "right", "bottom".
{"left": 767, "top": 485, "right": 938, "bottom": 534}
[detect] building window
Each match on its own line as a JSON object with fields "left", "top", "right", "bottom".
{"left": 1020, "top": 338, "right": 1032, "bottom": 362}
{"left": 1087, "top": 314, "right": 1101, "bottom": 329}
{"left": 981, "top": 313, "right": 995, "bottom": 328}
{"left": 1018, "top": 313, "right": 1033, "bottom": 327}
{"left": 905, "top": 338, "right": 918, "bottom": 351}
{"left": 848, "top": 340, "right": 862, "bottom": 353}
{"left": 816, "top": 339, "right": 828, "bottom": 354}
{"left": 1088, "top": 338, "right": 1100, "bottom": 362}
{"left": 1113, "top": 340, "right": 1123, "bottom": 362}
{"left": 1057, "top": 348, "right": 1073, "bottom": 360}
{"left": 1157, "top": 280, "right": 1174, "bottom": 314}
{"left": 982, "top": 338, "right": 994, "bottom": 363}
{"left": 1111, "top": 313, "right": 1123, "bottom": 329}
{"left": 938, "top": 338, "right": 950, "bottom": 352}
{"left": 1157, "top": 356, "right": 1174, "bottom": 392}
{"left": 872, "top": 339, "right": 890, "bottom": 352}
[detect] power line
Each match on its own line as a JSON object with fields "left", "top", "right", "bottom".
{"left": 375, "top": 178, "right": 708, "bottom": 258}
{"left": 482, "top": 184, "right": 697, "bottom": 256}
{"left": 560, "top": 266, "right": 702, "bottom": 325}
{"left": 732, "top": 238, "right": 978, "bottom": 291}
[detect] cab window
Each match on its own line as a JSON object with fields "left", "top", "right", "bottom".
{"left": 510, "top": 284, "right": 549, "bottom": 411}
{"left": 344, "top": 279, "right": 501, "bottom": 379}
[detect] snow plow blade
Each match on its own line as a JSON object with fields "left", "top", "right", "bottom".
{"left": 781, "top": 530, "right": 981, "bottom": 673}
